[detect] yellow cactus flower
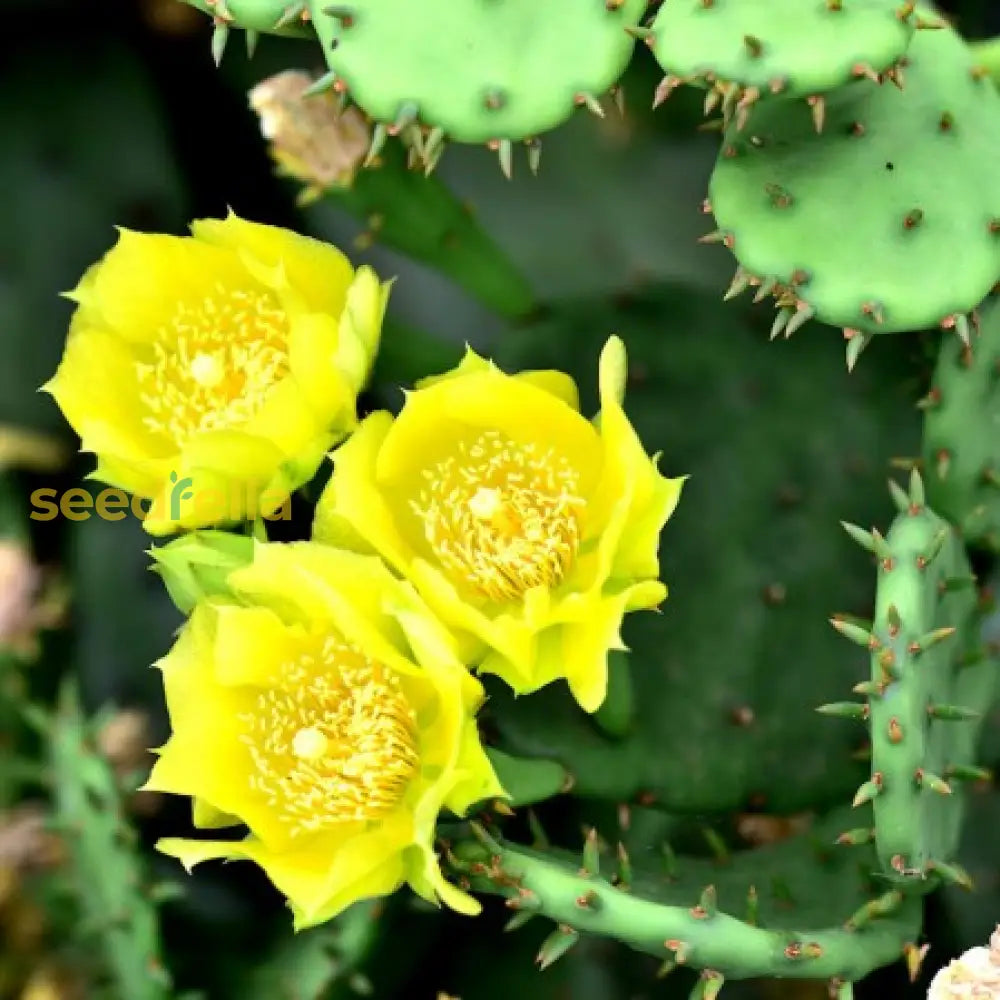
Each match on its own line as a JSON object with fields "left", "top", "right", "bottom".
{"left": 313, "top": 336, "right": 684, "bottom": 713}
{"left": 145, "top": 541, "right": 504, "bottom": 929}
{"left": 43, "top": 212, "right": 390, "bottom": 535}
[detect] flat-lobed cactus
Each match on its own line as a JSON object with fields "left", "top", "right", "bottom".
{"left": 706, "top": 14, "right": 1000, "bottom": 354}
{"left": 647, "top": 0, "right": 917, "bottom": 122}
{"left": 824, "top": 473, "right": 997, "bottom": 888}
{"left": 446, "top": 806, "right": 924, "bottom": 996}
{"left": 303, "top": 0, "right": 645, "bottom": 171}
{"left": 923, "top": 294, "right": 1000, "bottom": 553}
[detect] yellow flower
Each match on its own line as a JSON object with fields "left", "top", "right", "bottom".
{"left": 43, "top": 212, "right": 390, "bottom": 535}
{"left": 144, "top": 541, "right": 504, "bottom": 929}
{"left": 313, "top": 336, "right": 684, "bottom": 712}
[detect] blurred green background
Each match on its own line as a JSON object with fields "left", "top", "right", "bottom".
{"left": 1, "top": 1, "right": 998, "bottom": 998}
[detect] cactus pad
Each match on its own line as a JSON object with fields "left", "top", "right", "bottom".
{"left": 305, "top": 0, "right": 645, "bottom": 146}
{"left": 449, "top": 806, "right": 923, "bottom": 989}
{"left": 648, "top": 0, "right": 915, "bottom": 110}
{"left": 707, "top": 18, "right": 1000, "bottom": 342}
{"left": 923, "top": 296, "right": 1000, "bottom": 551}
{"left": 825, "top": 476, "right": 997, "bottom": 889}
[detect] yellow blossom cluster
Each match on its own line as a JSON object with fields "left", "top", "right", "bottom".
{"left": 44, "top": 214, "right": 683, "bottom": 927}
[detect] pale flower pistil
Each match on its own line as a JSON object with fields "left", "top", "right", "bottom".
{"left": 412, "top": 429, "right": 585, "bottom": 603}
{"left": 241, "top": 636, "right": 419, "bottom": 835}
{"left": 137, "top": 284, "right": 289, "bottom": 444}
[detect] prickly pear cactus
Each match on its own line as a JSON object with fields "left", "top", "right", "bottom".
{"left": 305, "top": 0, "right": 645, "bottom": 162}
{"left": 447, "top": 806, "right": 924, "bottom": 996}
{"left": 706, "top": 14, "right": 1000, "bottom": 349}
{"left": 923, "top": 295, "right": 1000, "bottom": 552}
{"left": 648, "top": 0, "right": 916, "bottom": 113}
{"left": 822, "top": 473, "right": 997, "bottom": 889}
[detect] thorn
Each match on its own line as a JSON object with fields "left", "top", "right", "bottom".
{"left": 846, "top": 331, "right": 873, "bottom": 371}
{"left": 483, "top": 89, "right": 507, "bottom": 111}
{"left": 496, "top": 138, "right": 513, "bottom": 180}
{"left": 504, "top": 909, "right": 535, "bottom": 932}
{"left": 753, "top": 276, "right": 778, "bottom": 302}
{"left": 364, "top": 123, "right": 387, "bottom": 167}
{"left": 915, "top": 769, "right": 952, "bottom": 795}
{"left": 616, "top": 843, "right": 632, "bottom": 890}
{"left": 784, "top": 304, "right": 815, "bottom": 337}
{"left": 575, "top": 889, "right": 602, "bottom": 910}
{"left": 807, "top": 95, "right": 826, "bottom": 132}
{"left": 536, "top": 926, "right": 579, "bottom": 970}
{"left": 836, "top": 827, "right": 876, "bottom": 846}
{"left": 916, "top": 387, "right": 942, "bottom": 410}
{"left": 525, "top": 137, "right": 542, "bottom": 176}
{"left": 888, "top": 717, "right": 903, "bottom": 743}
{"left": 888, "top": 477, "right": 912, "bottom": 513}
{"left": 770, "top": 307, "right": 794, "bottom": 340}
{"left": 940, "top": 575, "right": 977, "bottom": 594}
{"left": 897, "top": 0, "right": 916, "bottom": 18}
{"left": 927, "top": 703, "right": 980, "bottom": 721}
{"left": 698, "top": 230, "right": 729, "bottom": 245}
{"left": 611, "top": 85, "right": 626, "bottom": 116}
{"left": 955, "top": 313, "right": 972, "bottom": 348}
{"left": 936, "top": 448, "right": 952, "bottom": 481}
{"left": 845, "top": 891, "right": 903, "bottom": 930}
{"left": 723, "top": 267, "right": 751, "bottom": 301}
{"left": 581, "top": 828, "right": 600, "bottom": 876}
{"left": 816, "top": 702, "right": 869, "bottom": 721}
{"left": 916, "top": 527, "right": 949, "bottom": 568}
{"left": 852, "top": 773, "right": 883, "bottom": 807}
{"left": 211, "top": 23, "right": 229, "bottom": 66}
{"left": 903, "top": 943, "right": 931, "bottom": 983}
{"left": 852, "top": 62, "right": 882, "bottom": 83}
{"left": 322, "top": 4, "right": 355, "bottom": 26}
{"left": 422, "top": 126, "right": 447, "bottom": 174}
{"left": 653, "top": 75, "right": 682, "bottom": 108}
{"left": 745, "top": 885, "right": 759, "bottom": 925}
{"left": 244, "top": 29, "right": 259, "bottom": 58}
{"left": 576, "top": 92, "right": 605, "bottom": 118}
{"left": 274, "top": 1, "right": 306, "bottom": 28}
{"left": 927, "top": 859, "right": 973, "bottom": 889}
{"left": 625, "top": 25, "right": 655, "bottom": 40}
{"left": 908, "top": 627, "right": 956, "bottom": 654}
{"left": 302, "top": 70, "right": 338, "bottom": 97}
{"left": 840, "top": 522, "right": 891, "bottom": 559}
{"left": 387, "top": 102, "right": 418, "bottom": 136}
{"left": 903, "top": 209, "right": 924, "bottom": 229}
{"left": 853, "top": 680, "right": 886, "bottom": 697}
{"left": 691, "top": 885, "right": 717, "bottom": 919}
{"left": 743, "top": 34, "right": 763, "bottom": 57}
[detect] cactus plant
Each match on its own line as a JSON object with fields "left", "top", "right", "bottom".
{"left": 706, "top": 13, "right": 1000, "bottom": 351}
{"left": 647, "top": 0, "right": 917, "bottom": 116}
{"left": 6, "top": 0, "right": 1000, "bottom": 997}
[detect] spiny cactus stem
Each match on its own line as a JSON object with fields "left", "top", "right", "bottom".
{"left": 451, "top": 840, "right": 922, "bottom": 981}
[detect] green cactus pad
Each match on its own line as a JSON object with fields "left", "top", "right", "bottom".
{"left": 304, "top": 0, "right": 645, "bottom": 144}
{"left": 649, "top": 0, "right": 915, "bottom": 105}
{"left": 707, "top": 18, "right": 1000, "bottom": 338}
{"left": 827, "top": 476, "right": 997, "bottom": 888}
{"left": 923, "top": 296, "right": 1000, "bottom": 551}
{"left": 449, "top": 806, "right": 923, "bottom": 986}
{"left": 485, "top": 284, "right": 920, "bottom": 814}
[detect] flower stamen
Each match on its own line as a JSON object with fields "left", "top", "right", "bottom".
{"left": 137, "top": 285, "right": 289, "bottom": 444}
{"left": 242, "top": 636, "right": 418, "bottom": 834}
{"left": 412, "top": 430, "right": 585, "bottom": 603}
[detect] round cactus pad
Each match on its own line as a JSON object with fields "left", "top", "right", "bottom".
{"left": 307, "top": 0, "right": 646, "bottom": 143}
{"left": 708, "top": 21, "right": 1000, "bottom": 335}
{"left": 650, "top": 0, "right": 915, "bottom": 100}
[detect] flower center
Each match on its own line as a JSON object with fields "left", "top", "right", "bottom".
{"left": 241, "top": 636, "right": 419, "bottom": 834}
{"left": 412, "top": 430, "right": 585, "bottom": 603}
{"left": 137, "top": 285, "right": 289, "bottom": 445}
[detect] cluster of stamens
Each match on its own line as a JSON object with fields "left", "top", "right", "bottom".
{"left": 241, "top": 636, "right": 419, "bottom": 834}
{"left": 136, "top": 285, "right": 289, "bottom": 444}
{"left": 412, "top": 430, "right": 586, "bottom": 603}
